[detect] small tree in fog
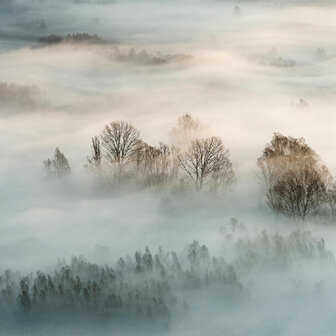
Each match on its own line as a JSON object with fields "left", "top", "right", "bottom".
{"left": 85, "top": 136, "right": 103, "bottom": 174}
{"left": 169, "top": 114, "right": 205, "bottom": 149}
{"left": 233, "top": 6, "right": 242, "bottom": 16}
{"left": 44, "top": 147, "right": 71, "bottom": 179}
{"left": 258, "top": 133, "right": 330, "bottom": 221}
{"left": 178, "top": 137, "right": 234, "bottom": 191}
{"left": 100, "top": 121, "right": 141, "bottom": 177}
{"left": 85, "top": 136, "right": 112, "bottom": 187}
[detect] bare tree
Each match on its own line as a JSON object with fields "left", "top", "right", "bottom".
{"left": 86, "top": 136, "right": 102, "bottom": 173}
{"left": 43, "top": 147, "right": 71, "bottom": 179}
{"left": 178, "top": 137, "right": 234, "bottom": 191}
{"left": 140, "top": 142, "right": 178, "bottom": 186}
{"left": 84, "top": 136, "right": 113, "bottom": 188}
{"left": 210, "top": 160, "right": 235, "bottom": 193}
{"left": 100, "top": 121, "right": 141, "bottom": 177}
{"left": 169, "top": 114, "right": 205, "bottom": 149}
{"left": 269, "top": 165, "right": 328, "bottom": 221}
{"left": 258, "top": 133, "right": 331, "bottom": 222}
{"left": 132, "top": 140, "right": 147, "bottom": 176}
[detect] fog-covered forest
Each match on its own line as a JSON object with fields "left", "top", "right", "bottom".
{"left": 1, "top": 0, "right": 336, "bottom": 335}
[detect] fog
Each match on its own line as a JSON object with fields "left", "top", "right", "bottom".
{"left": 1, "top": 0, "right": 336, "bottom": 335}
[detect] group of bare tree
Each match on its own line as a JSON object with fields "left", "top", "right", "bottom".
{"left": 43, "top": 119, "right": 336, "bottom": 223}
{"left": 258, "top": 133, "right": 336, "bottom": 222}
{"left": 84, "top": 114, "right": 235, "bottom": 193}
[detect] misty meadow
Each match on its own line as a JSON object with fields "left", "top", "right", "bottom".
{"left": 1, "top": 0, "right": 336, "bottom": 335}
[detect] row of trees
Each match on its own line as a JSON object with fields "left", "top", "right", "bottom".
{"left": 0, "top": 82, "right": 45, "bottom": 108}
{"left": 1, "top": 226, "right": 333, "bottom": 327}
{"left": 44, "top": 115, "right": 336, "bottom": 223}
{"left": 228, "top": 228, "right": 333, "bottom": 271}
{"left": 0, "top": 241, "right": 241, "bottom": 326}
{"left": 39, "top": 33, "right": 104, "bottom": 44}
{"left": 114, "top": 47, "right": 190, "bottom": 66}
{"left": 45, "top": 114, "right": 235, "bottom": 193}
{"left": 87, "top": 115, "right": 234, "bottom": 192}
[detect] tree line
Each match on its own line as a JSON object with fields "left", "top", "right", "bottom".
{"left": 0, "top": 82, "right": 45, "bottom": 108}
{"left": 0, "top": 226, "right": 333, "bottom": 327}
{"left": 114, "top": 47, "right": 190, "bottom": 66}
{"left": 220, "top": 219, "right": 334, "bottom": 272}
{"left": 44, "top": 114, "right": 336, "bottom": 223}
{"left": 44, "top": 114, "right": 235, "bottom": 194}
{"left": 39, "top": 33, "right": 104, "bottom": 45}
{"left": 0, "top": 241, "right": 241, "bottom": 327}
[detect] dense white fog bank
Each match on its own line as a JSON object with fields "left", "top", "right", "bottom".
{"left": 2, "top": 0, "right": 336, "bottom": 335}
